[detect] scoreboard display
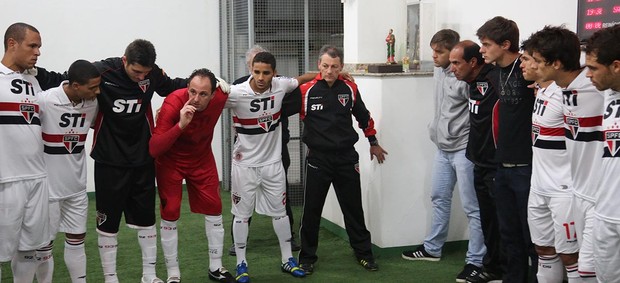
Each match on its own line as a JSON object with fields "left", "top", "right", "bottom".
{"left": 577, "top": 0, "right": 620, "bottom": 41}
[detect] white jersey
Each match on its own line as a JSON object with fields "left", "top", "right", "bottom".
{"left": 39, "top": 82, "right": 98, "bottom": 199}
{"left": 596, "top": 89, "right": 620, "bottom": 223}
{"left": 226, "top": 76, "right": 298, "bottom": 166}
{"left": 0, "top": 64, "right": 45, "bottom": 183}
{"left": 531, "top": 82, "right": 573, "bottom": 197}
{"left": 562, "top": 68, "right": 604, "bottom": 202}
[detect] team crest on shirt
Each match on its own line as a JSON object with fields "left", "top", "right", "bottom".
{"left": 354, "top": 162, "right": 360, "bottom": 174}
{"left": 476, "top": 82, "right": 488, "bottom": 96}
{"left": 20, "top": 103, "right": 36, "bottom": 124}
{"left": 138, "top": 79, "right": 150, "bottom": 93}
{"left": 232, "top": 192, "right": 241, "bottom": 205}
{"left": 605, "top": 130, "right": 620, "bottom": 156}
{"left": 565, "top": 117, "right": 579, "bottom": 139}
{"left": 257, "top": 113, "right": 273, "bottom": 132}
{"left": 63, "top": 133, "right": 80, "bottom": 153}
{"left": 338, "top": 94, "right": 349, "bottom": 106}
{"left": 532, "top": 125, "right": 540, "bottom": 144}
{"left": 96, "top": 210, "right": 107, "bottom": 226}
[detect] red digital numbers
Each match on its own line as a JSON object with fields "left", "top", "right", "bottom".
{"left": 586, "top": 7, "right": 604, "bottom": 15}
{"left": 586, "top": 0, "right": 602, "bottom": 2}
{"left": 613, "top": 6, "right": 620, "bottom": 13}
{"left": 585, "top": 22, "right": 604, "bottom": 29}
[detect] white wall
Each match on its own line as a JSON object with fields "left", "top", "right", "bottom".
{"left": 344, "top": 0, "right": 578, "bottom": 64}
{"left": 0, "top": 0, "right": 222, "bottom": 192}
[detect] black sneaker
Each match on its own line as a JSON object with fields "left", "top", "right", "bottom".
{"left": 228, "top": 244, "right": 236, "bottom": 256}
{"left": 299, "top": 263, "right": 314, "bottom": 275}
{"left": 208, "top": 267, "right": 235, "bottom": 283}
{"left": 456, "top": 264, "right": 481, "bottom": 283}
{"left": 401, "top": 245, "right": 440, "bottom": 261}
{"left": 466, "top": 270, "right": 502, "bottom": 283}
{"left": 290, "top": 238, "right": 301, "bottom": 252}
{"left": 358, "top": 258, "right": 379, "bottom": 271}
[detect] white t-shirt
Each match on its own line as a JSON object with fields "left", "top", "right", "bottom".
{"left": 563, "top": 68, "right": 604, "bottom": 202}
{"left": 39, "top": 81, "right": 98, "bottom": 199}
{"left": 0, "top": 64, "right": 45, "bottom": 183}
{"left": 226, "top": 76, "right": 298, "bottom": 167}
{"left": 531, "top": 82, "right": 573, "bottom": 197}
{"left": 596, "top": 88, "right": 620, "bottom": 223}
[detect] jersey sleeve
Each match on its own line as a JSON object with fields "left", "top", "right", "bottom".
{"left": 153, "top": 65, "right": 188, "bottom": 97}
{"left": 149, "top": 96, "right": 183, "bottom": 158}
{"left": 280, "top": 76, "right": 299, "bottom": 93}
{"left": 349, "top": 83, "right": 378, "bottom": 142}
{"left": 225, "top": 85, "right": 242, "bottom": 109}
{"left": 35, "top": 67, "right": 67, "bottom": 91}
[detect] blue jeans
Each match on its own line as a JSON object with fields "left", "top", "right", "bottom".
{"left": 423, "top": 149, "right": 485, "bottom": 266}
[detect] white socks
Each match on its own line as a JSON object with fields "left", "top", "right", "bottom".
{"left": 160, "top": 219, "right": 180, "bottom": 279}
{"left": 35, "top": 242, "right": 54, "bottom": 283}
{"left": 273, "top": 216, "right": 293, "bottom": 263}
{"left": 205, "top": 215, "right": 224, "bottom": 271}
{"left": 137, "top": 226, "right": 158, "bottom": 280}
{"left": 11, "top": 250, "right": 38, "bottom": 283}
{"left": 233, "top": 217, "right": 250, "bottom": 265}
{"left": 537, "top": 254, "right": 563, "bottom": 283}
{"left": 98, "top": 231, "right": 119, "bottom": 283}
{"left": 65, "top": 238, "right": 87, "bottom": 283}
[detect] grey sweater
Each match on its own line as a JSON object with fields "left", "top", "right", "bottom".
{"left": 428, "top": 66, "right": 470, "bottom": 152}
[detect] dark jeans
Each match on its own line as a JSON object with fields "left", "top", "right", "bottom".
{"left": 494, "top": 165, "right": 537, "bottom": 283}
{"left": 473, "top": 165, "right": 505, "bottom": 275}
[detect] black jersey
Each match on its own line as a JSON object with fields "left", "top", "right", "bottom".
{"left": 492, "top": 58, "right": 535, "bottom": 164}
{"left": 466, "top": 64, "right": 499, "bottom": 168}
{"left": 36, "top": 57, "right": 187, "bottom": 167}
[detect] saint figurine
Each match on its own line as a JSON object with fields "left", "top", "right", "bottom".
{"left": 386, "top": 29, "right": 396, "bottom": 64}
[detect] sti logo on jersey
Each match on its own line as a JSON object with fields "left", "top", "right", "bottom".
{"left": 20, "top": 103, "right": 36, "bottom": 124}
{"left": 63, "top": 134, "right": 80, "bottom": 153}
{"left": 138, "top": 79, "right": 150, "bottom": 93}
{"left": 257, "top": 113, "right": 274, "bottom": 132}
{"left": 469, "top": 98, "right": 480, "bottom": 114}
{"left": 532, "top": 125, "right": 540, "bottom": 144}
{"left": 605, "top": 130, "right": 620, "bottom": 157}
{"left": 476, "top": 82, "right": 488, "bottom": 96}
{"left": 338, "top": 94, "right": 349, "bottom": 107}
{"left": 113, "top": 98, "right": 143, "bottom": 113}
{"left": 565, "top": 117, "right": 580, "bottom": 139}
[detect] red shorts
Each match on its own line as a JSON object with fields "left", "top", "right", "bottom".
{"left": 155, "top": 158, "right": 221, "bottom": 220}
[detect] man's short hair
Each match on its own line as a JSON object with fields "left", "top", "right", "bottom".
{"left": 585, "top": 24, "right": 620, "bottom": 66}
{"left": 124, "top": 39, "right": 157, "bottom": 68}
{"left": 430, "top": 29, "right": 460, "bottom": 51}
{"left": 455, "top": 40, "right": 484, "bottom": 66}
{"left": 521, "top": 25, "right": 581, "bottom": 71}
{"left": 4, "top": 22, "right": 39, "bottom": 51}
{"left": 318, "top": 45, "right": 344, "bottom": 64}
{"left": 476, "top": 16, "right": 520, "bottom": 53}
{"left": 188, "top": 68, "right": 217, "bottom": 92}
{"left": 252, "top": 51, "right": 277, "bottom": 70}
{"left": 67, "top": 60, "right": 100, "bottom": 85}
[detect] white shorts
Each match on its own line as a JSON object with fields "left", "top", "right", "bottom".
{"left": 230, "top": 162, "right": 286, "bottom": 218}
{"left": 573, "top": 195, "right": 596, "bottom": 277}
{"left": 527, "top": 191, "right": 578, "bottom": 253}
{"left": 594, "top": 218, "right": 620, "bottom": 282}
{"left": 49, "top": 192, "right": 89, "bottom": 240}
{"left": 0, "top": 177, "right": 50, "bottom": 261}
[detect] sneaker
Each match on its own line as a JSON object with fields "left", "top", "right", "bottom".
{"left": 166, "top": 276, "right": 181, "bottom": 283}
{"left": 141, "top": 276, "right": 164, "bottom": 283}
{"left": 281, "top": 257, "right": 305, "bottom": 277}
{"left": 235, "top": 262, "right": 250, "bottom": 283}
{"left": 358, "top": 258, "right": 379, "bottom": 271}
{"left": 466, "top": 270, "right": 502, "bottom": 283}
{"left": 299, "top": 263, "right": 314, "bottom": 275}
{"left": 290, "top": 238, "right": 301, "bottom": 252}
{"left": 208, "top": 267, "right": 235, "bottom": 283}
{"left": 401, "top": 245, "right": 440, "bottom": 262}
{"left": 456, "top": 264, "right": 481, "bottom": 283}
{"left": 228, "top": 244, "right": 236, "bottom": 256}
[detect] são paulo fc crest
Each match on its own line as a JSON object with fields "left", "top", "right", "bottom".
{"left": 338, "top": 94, "right": 349, "bottom": 106}
{"left": 531, "top": 125, "right": 540, "bottom": 144}
{"left": 476, "top": 82, "right": 488, "bottom": 96}
{"left": 258, "top": 114, "right": 273, "bottom": 132}
{"left": 232, "top": 192, "right": 241, "bottom": 205}
{"left": 96, "top": 210, "right": 107, "bottom": 226}
{"left": 20, "top": 103, "right": 36, "bottom": 124}
{"left": 605, "top": 130, "right": 620, "bottom": 156}
{"left": 63, "top": 134, "right": 80, "bottom": 153}
{"left": 565, "top": 117, "right": 579, "bottom": 139}
{"left": 138, "top": 79, "right": 150, "bottom": 93}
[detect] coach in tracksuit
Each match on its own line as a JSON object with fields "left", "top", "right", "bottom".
{"left": 283, "top": 45, "right": 387, "bottom": 274}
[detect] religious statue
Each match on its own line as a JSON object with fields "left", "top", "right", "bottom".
{"left": 386, "top": 29, "right": 396, "bottom": 64}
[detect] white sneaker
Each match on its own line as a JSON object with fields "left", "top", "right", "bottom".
{"left": 141, "top": 276, "right": 164, "bottom": 283}
{"left": 166, "top": 276, "right": 181, "bottom": 283}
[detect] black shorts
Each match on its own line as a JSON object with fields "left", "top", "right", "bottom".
{"left": 94, "top": 161, "right": 156, "bottom": 233}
